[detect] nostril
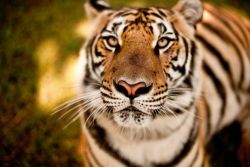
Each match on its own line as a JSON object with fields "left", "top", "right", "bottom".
{"left": 114, "top": 81, "right": 130, "bottom": 97}
{"left": 134, "top": 84, "right": 152, "bottom": 96}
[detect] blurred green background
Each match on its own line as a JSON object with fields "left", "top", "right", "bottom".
{"left": 0, "top": 0, "right": 249, "bottom": 166}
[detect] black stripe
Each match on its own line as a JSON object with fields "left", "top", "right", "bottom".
{"left": 171, "top": 23, "right": 179, "bottom": 41}
{"left": 120, "top": 11, "right": 138, "bottom": 17}
{"left": 113, "top": 9, "right": 133, "bottom": 17}
{"left": 183, "top": 37, "right": 189, "bottom": 65}
{"left": 156, "top": 8, "right": 167, "bottom": 18}
{"left": 196, "top": 34, "right": 241, "bottom": 103}
{"left": 183, "top": 76, "right": 192, "bottom": 88}
{"left": 101, "top": 92, "right": 119, "bottom": 100}
{"left": 95, "top": 47, "right": 104, "bottom": 57}
{"left": 205, "top": 7, "right": 246, "bottom": 49}
{"left": 122, "top": 25, "right": 129, "bottom": 34}
{"left": 172, "top": 49, "right": 180, "bottom": 61}
{"left": 200, "top": 22, "right": 244, "bottom": 96}
{"left": 154, "top": 116, "right": 198, "bottom": 167}
{"left": 85, "top": 112, "right": 140, "bottom": 167}
{"left": 204, "top": 8, "right": 246, "bottom": 89}
{"left": 83, "top": 65, "right": 91, "bottom": 86}
{"left": 171, "top": 109, "right": 184, "bottom": 115}
{"left": 87, "top": 36, "right": 101, "bottom": 78}
{"left": 91, "top": 47, "right": 105, "bottom": 78}
{"left": 157, "top": 23, "right": 167, "bottom": 34}
{"left": 201, "top": 22, "right": 241, "bottom": 50}
{"left": 153, "top": 88, "right": 168, "bottom": 96}
{"left": 164, "top": 71, "right": 173, "bottom": 81}
{"left": 169, "top": 62, "right": 185, "bottom": 75}
{"left": 84, "top": 39, "right": 101, "bottom": 89}
{"left": 183, "top": 41, "right": 198, "bottom": 88}
{"left": 167, "top": 99, "right": 195, "bottom": 116}
{"left": 203, "top": 62, "right": 227, "bottom": 128}
{"left": 83, "top": 69, "right": 100, "bottom": 90}
{"left": 169, "top": 37, "right": 189, "bottom": 78}
{"left": 143, "top": 95, "right": 167, "bottom": 103}
{"left": 101, "top": 85, "right": 112, "bottom": 92}
{"left": 149, "top": 12, "right": 164, "bottom": 20}
{"left": 204, "top": 98, "right": 211, "bottom": 137}
{"left": 112, "top": 22, "right": 122, "bottom": 33}
{"left": 100, "top": 71, "right": 104, "bottom": 77}
{"left": 225, "top": 13, "right": 249, "bottom": 51}
{"left": 93, "top": 60, "right": 104, "bottom": 68}
{"left": 196, "top": 34, "right": 232, "bottom": 78}
{"left": 87, "top": 145, "right": 103, "bottom": 167}
{"left": 189, "top": 148, "right": 199, "bottom": 167}
{"left": 190, "top": 41, "right": 197, "bottom": 74}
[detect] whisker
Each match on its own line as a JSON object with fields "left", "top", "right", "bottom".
{"left": 83, "top": 109, "right": 95, "bottom": 129}
{"left": 66, "top": 107, "right": 83, "bottom": 122}
{"left": 161, "top": 105, "right": 182, "bottom": 125}
{"left": 52, "top": 97, "right": 85, "bottom": 115}
{"left": 52, "top": 88, "right": 102, "bottom": 129}
{"left": 63, "top": 98, "right": 103, "bottom": 129}
{"left": 84, "top": 106, "right": 103, "bottom": 129}
{"left": 63, "top": 110, "right": 82, "bottom": 129}
{"left": 57, "top": 101, "right": 86, "bottom": 120}
{"left": 165, "top": 100, "right": 202, "bottom": 120}
{"left": 168, "top": 87, "right": 192, "bottom": 91}
{"left": 55, "top": 96, "right": 100, "bottom": 120}
{"left": 83, "top": 78, "right": 101, "bottom": 85}
{"left": 88, "top": 105, "right": 105, "bottom": 127}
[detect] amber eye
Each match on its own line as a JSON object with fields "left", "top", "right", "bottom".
{"left": 106, "top": 36, "right": 119, "bottom": 47}
{"left": 157, "top": 37, "right": 169, "bottom": 48}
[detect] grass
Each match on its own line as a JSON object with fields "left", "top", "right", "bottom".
{"left": 0, "top": 0, "right": 249, "bottom": 166}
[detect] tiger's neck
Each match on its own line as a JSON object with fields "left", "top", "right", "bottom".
{"left": 83, "top": 109, "right": 205, "bottom": 167}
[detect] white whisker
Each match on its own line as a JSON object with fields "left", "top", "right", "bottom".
{"left": 63, "top": 110, "right": 82, "bottom": 129}
{"left": 57, "top": 101, "right": 86, "bottom": 120}
{"left": 165, "top": 100, "right": 201, "bottom": 120}
{"left": 51, "top": 96, "right": 85, "bottom": 115}
{"left": 161, "top": 105, "right": 182, "bottom": 125}
{"left": 83, "top": 106, "right": 103, "bottom": 129}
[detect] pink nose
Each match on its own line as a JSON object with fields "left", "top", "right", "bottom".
{"left": 114, "top": 80, "right": 152, "bottom": 99}
{"left": 118, "top": 80, "right": 146, "bottom": 96}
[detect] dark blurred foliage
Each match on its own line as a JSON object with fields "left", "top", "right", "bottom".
{"left": 207, "top": 122, "right": 243, "bottom": 167}
{"left": 0, "top": 0, "right": 84, "bottom": 166}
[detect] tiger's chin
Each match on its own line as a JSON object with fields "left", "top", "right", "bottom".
{"left": 113, "top": 106, "right": 153, "bottom": 128}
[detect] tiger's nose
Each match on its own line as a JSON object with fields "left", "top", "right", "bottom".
{"left": 114, "top": 80, "right": 152, "bottom": 99}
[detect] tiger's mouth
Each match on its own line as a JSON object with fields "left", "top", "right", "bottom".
{"left": 113, "top": 106, "right": 153, "bottom": 128}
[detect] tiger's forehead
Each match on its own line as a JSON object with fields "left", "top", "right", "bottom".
{"left": 101, "top": 7, "right": 176, "bottom": 47}
{"left": 104, "top": 7, "right": 175, "bottom": 35}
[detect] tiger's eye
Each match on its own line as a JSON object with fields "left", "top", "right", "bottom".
{"left": 107, "top": 36, "right": 118, "bottom": 47}
{"left": 157, "top": 38, "right": 169, "bottom": 48}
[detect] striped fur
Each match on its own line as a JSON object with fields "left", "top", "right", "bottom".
{"left": 74, "top": 0, "right": 250, "bottom": 166}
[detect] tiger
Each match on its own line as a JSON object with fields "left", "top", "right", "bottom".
{"left": 65, "top": 0, "right": 250, "bottom": 166}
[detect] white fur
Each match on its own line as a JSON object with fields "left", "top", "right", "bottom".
{"left": 95, "top": 111, "right": 195, "bottom": 166}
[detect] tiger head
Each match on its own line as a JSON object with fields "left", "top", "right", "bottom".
{"left": 79, "top": 0, "right": 203, "bottom": 133}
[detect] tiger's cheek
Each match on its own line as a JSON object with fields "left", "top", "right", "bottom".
{"left": 102, "top": 66, "right": 116, "bottom": 81}
{"left": 94, "top": 39, "right": 116, "bottom": 77}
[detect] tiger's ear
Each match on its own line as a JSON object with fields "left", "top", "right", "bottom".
{"left": 173, "top": 0, "right": 203, "bottom": 26}
{"left": 85, "top": 0, "right": 111, "bottom": 19}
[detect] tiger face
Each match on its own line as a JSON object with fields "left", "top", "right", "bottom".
{"left": 81, "top": 0, "right": 203, "bottom": 130}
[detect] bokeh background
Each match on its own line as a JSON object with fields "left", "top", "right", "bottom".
{"left": 0, "top": 0, "right": 249, "bottom": 166}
